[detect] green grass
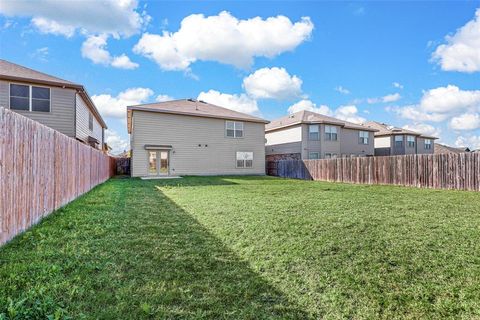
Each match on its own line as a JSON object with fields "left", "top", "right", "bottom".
{"left": 1, "top": 176, "right": 480, "bottom": 319}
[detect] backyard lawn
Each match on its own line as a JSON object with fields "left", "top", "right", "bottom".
{"left": 1, "top": 176, "right": 480, "bottom": 319}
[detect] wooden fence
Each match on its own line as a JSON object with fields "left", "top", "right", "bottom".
{"left": 0, "top": 107, "right": 115, "bottom": 246}
{"left": 267, "top": 153, "right": 480, "bottom": 191}
{"left": 114, "top": 157, "right": 131, "bottom": 175}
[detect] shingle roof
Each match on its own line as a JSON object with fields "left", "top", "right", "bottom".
{"left": 266, "top": 110, "right": 377, "bottom": 132}
{"left": 0, "top": 59, "right": 107, "bottom": 128}
{"left": 363, "top": 121, "right": 437, "bottom": 139}
{"left": 434, "top": 143, "right": 471, "bottom": 154}
{"left": 0, "top": 59, "right": 79, "bottom": 87}
{"left": 127, "top": 99, "right": 269, "bottom": 133}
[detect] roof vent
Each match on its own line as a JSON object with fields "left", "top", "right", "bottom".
{"left": 187, "top": 98, "right": 195, "bottom": 102}
{"left": 199, "top": 100, "right": 207, "bottom": 104}
{"left": 289, "top": 114, "right": 295, "bottom": 118}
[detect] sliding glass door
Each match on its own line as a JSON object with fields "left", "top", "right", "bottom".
{"left": 148, "top": 150, "right": 169, "bottom": 176}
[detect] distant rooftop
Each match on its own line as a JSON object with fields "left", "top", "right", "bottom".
{"left": 363, "top": 121, "right": 438, "bottom": 139}
{"left": 127, "top": 99, "right": 269, "bottom": 133}
{"left": 266, "top": 110, "right": 377, "bottom": 132}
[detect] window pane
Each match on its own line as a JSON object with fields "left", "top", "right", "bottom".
{"left": 235, "top": 130, "right": 243, "bottom": 137}
{"left": 331, "top": 126, "right": 337, "bottom": 133}
{"left": 235, "top": 122, "right": 244, "bottom": 130}
{"left": 32, "top": 87, "right": 50, "bottom": 99}
{"left": 10, "top": 97, "right": 29, "bottom": 110}
{"left": 244, "top": 152, "right": 253, "bottom": 160}
{"left": 227, "top": 129, "right": 235, "bottom": 137}
{"left": 32, "top": 99, "right": 50, "bottom": 112}
{"left": 10, "top": 84, "right": 29, "bottom": 97}
{"left": 236, "top": 152, "right": 244, "bottom": 160}
{"left": 332, "top": 133, "right": 338, "bottom": 141}
{"left": 226, "top": 121, "right": 235, "bottom": 130}
{"left": 245, "top": 160, "right": 253, "bottom": 168}
{"left": 395, "top": 135, "right": 403, "bottom": 142}
{"left": 237, "top": 160, "right": 244, "bottom": 168}
{"left": 309, "top": 132, "right": 319, "bottom": 140}
{"left": 309, "top": 125, "right": 319, "bottom": 133}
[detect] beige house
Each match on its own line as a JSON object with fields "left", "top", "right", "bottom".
{"left": 127, "top": 99, "right": 268, "bottom": 177}
{"left": 364, "top": 121, "right": 437, "bottom": 156}
{"left": 0, "top": 59, "right": 107, "bottom": 150}
{"left": 265, "top": 110, "right": 377, "bottom": 160}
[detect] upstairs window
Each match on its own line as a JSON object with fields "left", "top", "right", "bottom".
{"left": 226, "top": 121, "right": 244, "bottom": 138}
{"left": 89, "top": 113, "right": 94, "bottom": 131}
{"left": 236, "top": 152, "right": 253, "bottom": 168}
{"left": 425, "top": 139, "right": 432, "bottom": 149}
{"left": 309, "top": 152, "right": 320, "bottom": 159}
{"left": 309, "top": 125, "right": 319, "bottom": 140}
{"left": 407, "top": 135, "right": 415, "bottom": 148}
{"left": 10, "top": 84, "right": 30, "bottom": 111}
{"left": 325, "top": 125, "right": 338, "bottom": 141}
{"left": 394, "top": 135, "right": 403, "bottom": 147}
{"left": 10, "top": 84, "right": 50, "bottom": 112}
{"left": 359, "top": 131, "right": 369, "bottom": 145}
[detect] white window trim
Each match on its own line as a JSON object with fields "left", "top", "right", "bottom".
{"left": 236, "top": 151, "right": 253, "bottom": 168}
{"left": 226, "top": 120, "right": 244, "bottom": 138}
{"left": 425, "top": 139, "right": 432, "bottom": 149}
{"left": 359, "top": 131, "right": 369, "bottom": 145}
{"left": 9, "top": 82, "right": 51, "bottom": 113}
{"left": 309, "top": 124, "right": 320, "bottom": 140}
{"left": 309, "top": 152, "right": 320, "bottom": 159}
{"left": 325, "top": 125, "right": 338, "bottom": 141}
{"left": 407, "top": 135, "right": 416, "bottom": 148}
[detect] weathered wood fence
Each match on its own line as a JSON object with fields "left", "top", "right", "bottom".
{"left": 0, "top": 107, "right": 115, "bottom": 246}
{"left": 267, "top": 153, "right": 480, "bottom": 191}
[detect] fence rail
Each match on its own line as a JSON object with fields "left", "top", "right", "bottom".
{"left": 267, "top": 153, "right": 480, "bottom": 191}
{"left": 0, "top": 107, "right": 115, "bottom": 246}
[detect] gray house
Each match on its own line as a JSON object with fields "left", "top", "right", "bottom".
{"left": 0, "top": 59, "right": 107, "bottom": 150}
{"left": 266, "top": 110, "right": 377, "bottom": 160}
{"left": 127, "top": 99, "right": 268, "bottom": 177}
{"left": 364, "top": 121, "right": 437, "bottom": 156}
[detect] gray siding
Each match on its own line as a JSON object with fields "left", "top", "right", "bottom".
{"left": 267, "top": 123, "right": 375, "bottom": 159}
{"left": 131, "top": 111, "right": 266, "bottom": 176}
{"left": 265, "top": 124, "right": 302, "bottom": 155}
{"left": 75, "top": 93, "right": 103, "bottom": 149}
{"left": 0, "top": 80, "right": 75, "bottom": 137}
{"left": 417, "top": 137, "right": 435, "bottom": 154}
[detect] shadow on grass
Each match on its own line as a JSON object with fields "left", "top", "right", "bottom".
{"left": 0, "top": 178, "right": 308, "bottom": 319}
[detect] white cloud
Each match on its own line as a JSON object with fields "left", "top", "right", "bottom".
{"left": 243, "top": 67, "right": 302, "bottom": 100}
{"left": 335, "top": 86, "right": 350, "bottom": 95}
{"left": 287, "top": 99, "right": 331, "bottom": 115}
{"left": 334, "top": 105, "right": 365, "bottom": 124}
{"left": 394, "top": 105, "right": 449, "bottom": 122}
{"left": 367, "top": 93, "right": 401, "bottom": 104}
{"left": 31, "top": 17, "right": 75, "bottom": 37}
{"left": 197, "top": 90, "right": 259, "bottom": 115}
{"left": 402, "top": 123, "right": 441, "bottom": 138}
{"left": 450, "top": 113, "right": 480, "bottom": 130}
{"left": 105, "top": 129, "right": 129, "bottom": 155}
{"left": 81, "top": 35, "right": 138, "bottom": 69}
{"left": 92, "top": 87, "right": 154, "bottom": 119}
{"left": 455, "top": 135, "right": 480, "bottom": 149}
{"left": 156, "top": 94, "right": 174, "bottom": 102}
{"left": 30, "top": 47, "right": 49, "bottom": 62}
{"left": 111, "top": 54, "right": 139, "bottom": 70}
{"left": 432, "top": 9, "right": 480, "bottom": 73}
{"left": 0, "top": 0, "right": 149, "bottom": 37}
{"left": 393, "top": 82, "right": 404, "bottom": 89}
{"left": 133, "top": 11, "right": 313, "bottom": 71}
{"left": 420, "top": 85, "right": 480, "bottom": 113}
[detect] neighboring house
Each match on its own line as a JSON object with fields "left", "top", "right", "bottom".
{"left": 364, "top": 121, "right": 437, "bottom": 156}
{"left": 127, "top": 99, "right": 268, "bottom": 177}
{"left": 265, "top": 110, "right": 377, "bottom": 160}
{"left": 434, "top": 143, "right": 471, "bottom": 154}
{"left": 0, "top": 59, "right": 107, "bottom": 150}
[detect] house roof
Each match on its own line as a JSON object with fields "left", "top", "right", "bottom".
{"left": 265, "top": 110, "right": 377, "bottom": 132}
{"left": 127, "top": 99, "right": 269, "bottom": 133}
{"left": 434, "top": 143, "right": 471, "bottom": 154}
{"left": 0, "top": 59, "right": 107, "bottom": 128}
{"left": 363, "top": 121, "right": 437, "bottom": 139}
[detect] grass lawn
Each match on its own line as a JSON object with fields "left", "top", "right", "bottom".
{"left": 1, "top": 176, "right": 480, "bottom": 319}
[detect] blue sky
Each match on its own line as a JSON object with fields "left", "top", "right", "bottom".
{"left": 1, "top": 1, "right": 479, "bottom": 153}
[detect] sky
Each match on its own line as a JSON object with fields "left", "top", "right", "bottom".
{"left": 1, "top": 0, "right": 479, "bottom": 154}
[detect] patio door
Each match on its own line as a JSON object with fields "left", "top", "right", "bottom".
{"left": 148, "top": 150, "right": 169, "bottom": 176}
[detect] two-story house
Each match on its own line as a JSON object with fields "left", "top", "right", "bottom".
{"left": 265, "top": 110, "right": 377, "bottom": 160}
{"left": 0, "top": 59, "right": 107, "bottom": 150}
{"left": 364, "top": 121, "right": 437, "bottom": 156}
{"left": 127, "top": 99, "right": 269, "bottom": 177}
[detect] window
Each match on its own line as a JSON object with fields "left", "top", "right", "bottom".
{"left": 309, "top": 152, "right": 320, "bottom": 159}
{"left": 394, "top": 135, "right": 403, "bottom": 147}
{"left": 226, "top": 121, "right": 244, "bottom": 138}
{"left": 89, "top": 113, "right": 93, "bottom": 131}
{"left": 325, "top": 153, "right": 337, "bottom": 159}
{"left": 10, "top": 84, "right": 50, "bottom": 112}
{"left": 407, "top": 135, "right": 415, "bottom": 148}
{"left": 425, "top": 139, "right": 432, "bottom": 149}
{"left": 359, "top": 131, "right": 369, "bottom": 144}
{"left": 309, "top": 125, "right": 319, "bottom": 140}
{"left": 31, "top": 86, "right": 50, "bottom": 112}
{"left": 236, "top": 152, "right": 253, "bottom": 168}
{"left": 325, "top": 125, "right": 338, "bottom": 141}
{"left": 10, "top": 84, "right": 30, "bottom": 110}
